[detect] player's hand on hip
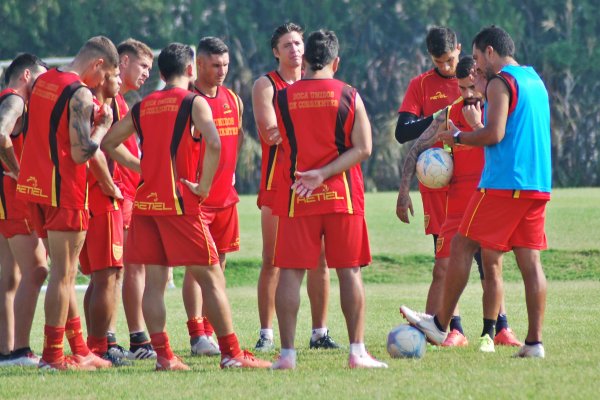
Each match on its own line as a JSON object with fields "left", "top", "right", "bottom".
{"left": 181, "top": 178, "right": 208, "bottom": 202}
{"left": 396, "top": 191, "right": 414, "bottom": 224}
{"left": 3, "top": 171, "right": 18, "bottom": 181}
{"left": 99, "top": 182, "right": 124, "bottom": 200}
{"left": 291, "top": 170, "right": 324, "bottom": 198}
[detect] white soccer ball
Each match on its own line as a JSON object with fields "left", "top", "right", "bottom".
{"left": 387, "top": 324, "right": 426, "bottom": 359}
{"left": 415, "top": 148, "right": 453, "bottom": 189}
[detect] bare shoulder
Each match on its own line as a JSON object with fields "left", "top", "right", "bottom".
{"left": 0, "top": 94, "right": 25, "bottom": 113}
{"left": 252, "top": 75, "right": 273, "bottom": 95}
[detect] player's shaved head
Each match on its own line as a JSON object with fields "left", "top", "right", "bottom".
{"left": 117, "top": 38, "right": 154, "bottom": 61}
{"left": 77, "top": 36, "right": 119, "bottom": 68}
{"left": 197, "top": 37, "right": 228, "bottom": 57}
{"left": 4, "top": 53, "right": 47, "bottom": 85}
{"left": 158, "top": 43, "right": 194, "bottom": 81}
{"left": 304, "top": 30, "right": 338, "bottom": 72}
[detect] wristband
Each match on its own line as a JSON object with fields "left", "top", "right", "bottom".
{"left": 453, "top": 130, "right": 462, "bottom": 144}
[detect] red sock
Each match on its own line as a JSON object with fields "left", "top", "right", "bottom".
{"left": 217, "top": 332, "right": 242, "bottom": 358}
{"left": 150, "top": 332, "right": 175, "bottom": 360}
{"left": 203, "top": 317, "right": 214, "bottom": 337}
{"left": 87, "top": 335, "right": 108, "bottom": 356}
{"left": 42, "top": 325, "right": 65, "bottom": 363}
{"left": 187, "top": 317, "right": 205, "bottom": 338}
{"left": 65, "top": 317, "right": 90, "bottom": 356}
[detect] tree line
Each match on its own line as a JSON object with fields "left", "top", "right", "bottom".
{"left": 2, "top": 0, "right": 598, "bottom": 191}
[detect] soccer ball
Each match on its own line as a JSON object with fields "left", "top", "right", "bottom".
{"left": 387, "top": 324, "right": 426, "bottom": 359}
{"left": 415, "top": 148, "right": 453, "bottom": 189}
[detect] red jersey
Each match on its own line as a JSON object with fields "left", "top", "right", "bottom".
{"left": 16, "top": 68, "right": 88, "bottom": 209}
{"left": 112, "top": 93, "right": 140, "bottom": 201}
{"left": 130, "top": 87, "right": 202, "bottom": 216}
{"left": 87, "top": 97, "right": 120, "bottom": 215}
{"left": 0, "top": 89, "right": 27, "bottom": 220}
{"left": 399, "top": 68, "right": 460, "bottom": 194}
{"left": 274, "top": 78, "right": 365, "bottom": 218}
{"left": 259, "top": 71, "right": 289, "bottom": 194}
{"left": 193, "top": 85, "right": 240, "bottom": 209}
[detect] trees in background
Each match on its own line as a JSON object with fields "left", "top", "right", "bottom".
{"left": 2, "top": 0, "right": 598, "bottom": 189}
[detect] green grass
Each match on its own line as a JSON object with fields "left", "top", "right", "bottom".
{"left": 3, "top": 188, "right": 600, "bottom": 399}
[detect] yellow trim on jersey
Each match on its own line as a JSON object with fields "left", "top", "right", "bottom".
{"left": 0, "top": 201, "right": 6, "bottom": 219}
{"left": 342, "top": 171, "right": 354, "bottom": 215}
{"left": 513, "top": 190, "right": 520, "bottom": 199}
{"left": 266, "top": 146, "right": 278, "bottom": 190}
{"left": 169, "top": 162, "right": 183, "bottom": 215}
{"left": 51, "top": 168, "right": 57, "bottom": 207}
{"left": 225, "top": 88, "right": 242, "bottom": 127}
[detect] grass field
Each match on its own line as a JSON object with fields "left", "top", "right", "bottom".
{"left": 1, "top": 188, "right": 599, "bottom": 399}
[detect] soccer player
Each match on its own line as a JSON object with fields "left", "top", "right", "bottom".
{"left": 181, "top": 36, "right": 243, "bottom": 357}
{"left": 271, "top": 30, "right": 387, "bottom": 369}
{"left": 252, "top": 22, "right": 338, "bottom": 352}
{"left": 111, "top": 39, "right": 157, "bottom": 360}
{"left": 102, "top": 42, "right": 271, "bottom": 371}
{"left": 0, "top": 54, "right": 48, "bottom": 367}
{"left": 16, "top": 36, "right": 118, "bottom": 371}
{"left": 396, "top": 56, "right": 521, "bottom": 351}
{"left": 80, "top": 64, "right": 128, "bottom": 366}
{"left": 401, "top": 26, "right": 551, "bottom": 359}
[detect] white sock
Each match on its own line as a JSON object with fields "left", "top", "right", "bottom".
{"left": 280, "top": 348, "right": 296, "bottom": 360}
{"left": 349, "top": 342, "right": 367, "bottom": 357}
{"left": 260, "top": 328, "right": 274, "bottom": 340}
{"left": 311, "top": 327, "right": 328, "bottom": 341}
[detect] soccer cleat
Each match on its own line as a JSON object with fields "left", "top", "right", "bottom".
{"left": 441, "top": 329, "right": 469, "bottom": 347}
{"left": 271, "top": 354, "right": 296, "bottom": 370}
{"left": 220, "top": 350, "right": 272, "bottom": 369}
{"left": 0, "top": 353, "right": 12, "bottom": 367}
{"left": 39, "top": 356, "right": 96, "bottom": 371}
{"left": 349, "top": 353, "right": 388, "bottom": 369}
{"left": 309, "top": 331, "right": 340, "bottom": 349}
{"left": 107, "top": 344, "right": 130, "bottom": 359}
{"left": 190, "top": 336, "right": 221, "bottom": 356}
{"left": 103, "top": 351, "right": 133, "bottom": 367}
{"left": 254, "top": 335, "right": 275, "bottom": 352}
{"left": 513, "top": 343, "right": 545, "bottom": 359}
{"left": 155, "top": 355, "right": 190, "bottom": 371}
{"left": 71, "top": 352, "right": 113, "bottom": 369}
{"left": 399, "top": 305, "right": 447, "bottom": 345}
{"left": 478, "top": 334, "right": 495, "bottom": 353}
{"left": 8, "top": 348, "right": 40, "bottom": 367}
{"left": 127, "top": 343, "right": 157, "bottom": 360}
{"left": 494, "top": 328, "right": 522, "bottom": 347}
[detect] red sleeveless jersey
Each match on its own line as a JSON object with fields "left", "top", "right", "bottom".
{"left": 259, "top": 71, "right": 289, "bottom": 194}
{"left": 87, "top": 96, "right": 122, "bottom": 215}
{"left": 112, "top": 93, "right": 141, "bottom": 201}
{"left": 274, "top": 78, "right": 365, "bottom": 217}
{"left": 130, "top": 87, "right": 202, "bottom": 216}
{"left": 193, "top": 85, "right": 240, "bottom": 209}
{"left": 16, "top": 68, "right": 88, "bottom": 209}
{"left": 447, "top": 98, "right": 485, "bottom": 191}
{"left": 0, "top": 89, "right": 27, "bottom": 220}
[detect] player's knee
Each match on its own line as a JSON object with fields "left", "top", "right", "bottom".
{"left": 0, "top": 273, "right": 20, "bottom": 292}
{"left": 431, "top": 262, "right": 447, "bottom": 282}
{"left": 31, "top": 265, "right": 49, "bottom": 287}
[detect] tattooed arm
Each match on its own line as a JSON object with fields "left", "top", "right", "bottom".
{"left": 0, "top": 95, "right": 25, "bottom": 177}
{"left": 69, "top": 88, "right": 113, "bottom": 164}
{"left": 396, "top": 110, "right": 447, "bottom": 224}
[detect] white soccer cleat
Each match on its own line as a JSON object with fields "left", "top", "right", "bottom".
{"left": 191, "top": 336, "right": 221, "bottom": 356}
{"left": 513, "top": 343, "right": 545, "bottom": 359}
{"left": 349, "top": 353, "right": 388, "bottom": 369}
{"left": 271, "top": 354, "right": 296, "bottom": 370}
{"left": 399, "top": 305, "right": 447, "bottom": 345}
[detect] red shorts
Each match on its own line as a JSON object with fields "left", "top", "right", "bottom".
{"left": 28, "top": 203, "right": 89, "bottom": 239}
{"left": 0, "top": 218, "right": 33, "bottom": 239}
{"left": 274, "top": 213, "right": 371, "bottom": 269}
{"left": 419, "top": 189, "right": 448, "bottom": 236}
{"left": 125, "top": 214, "right": 219, "bottom": 266}
{"left": 202, "top": 205, "right": 240, "bottom": 253}
{"left": 257, "top": 189, "right": 277, "bottom": 210}
{"left": 79, "top": 210, "right": 124, "bottom": 275}
{"left": 459, "top": 191, "right": 549, "bottom": 252}
{"left": 436, "top": 186, "right": 477, "bottom": 259}
{"left": 121, "top": 198, "right": 133, "bottom": 230}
